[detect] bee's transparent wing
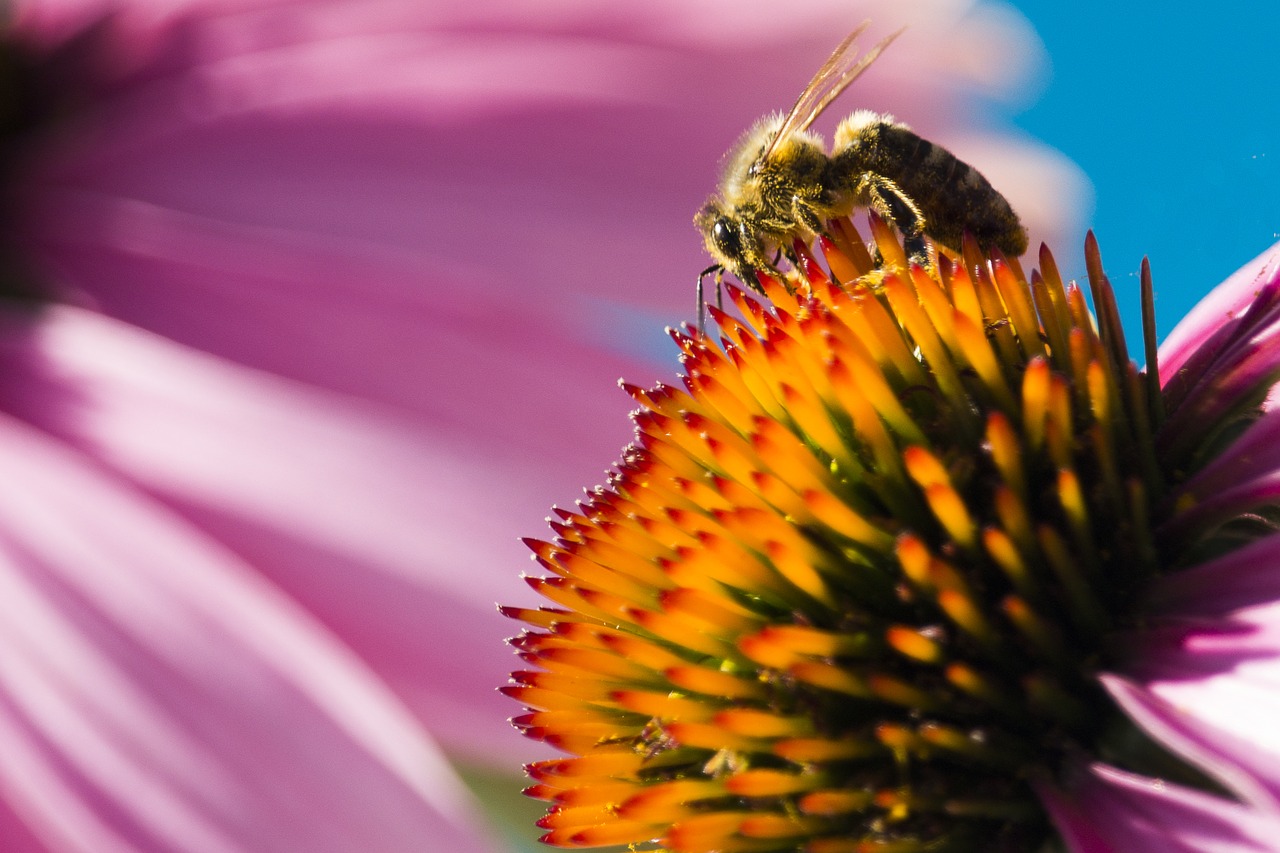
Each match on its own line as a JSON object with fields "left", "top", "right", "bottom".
{"left": 758, "top": 21, "right": 870, "bottom": 166}
{"left": 757, "top": 23, "right": 905, "bottom": 167}
{"left": 798, "top": 26, "right": 905, "bottom": 133}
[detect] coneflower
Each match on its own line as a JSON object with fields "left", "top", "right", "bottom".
{"left": 506, "top": 215, "right": 1280, "bottom": 851}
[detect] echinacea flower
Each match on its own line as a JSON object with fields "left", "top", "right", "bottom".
{"left": 506, "top": 216, "right": 1280, "bottom": 851}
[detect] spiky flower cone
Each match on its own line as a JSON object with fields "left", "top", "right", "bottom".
{"left": 504, "top": 216, "right": 1280, "bottom": 852}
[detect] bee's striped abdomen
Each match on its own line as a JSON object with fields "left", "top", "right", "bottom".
{"left": 831, "top": 115, "right": 1027, "bottom": 256}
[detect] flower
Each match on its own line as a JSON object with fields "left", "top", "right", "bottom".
{"left": 0, "top": 0, "right": 1086, "bottom": 848}
{"left": 506, "top": 216, "right": 1280, "bottom": 851}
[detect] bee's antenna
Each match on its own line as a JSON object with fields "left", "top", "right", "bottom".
{"left": 697, "top": 264, "right": 722, "bottom": 335}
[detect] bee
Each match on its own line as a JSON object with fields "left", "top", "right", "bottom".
{"left": 695, "top": 22, "right": 1027, "bottom": 319}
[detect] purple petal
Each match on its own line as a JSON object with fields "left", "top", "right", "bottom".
{"left": 1038, "top": 762, "right": 1280, "bottom": 852}
{"left": 1158, "top": 319, "right": 1280, "bottom": 467}
{"left": 1167, "top": 410, "right": 1280, "bottom": 510}
{"left": 1160, "top": 475, "right": 1280, "bottom": 555}
{"left": 1159, "top": 241, "right": 1280, "bottom": 407}
{"left": 0, "top": 410, "right": 493, "bottom": 851}
{"left": 1158, "top": 412, "right": 1280, "bottom": 546}
{"left": 1145, "top": 533, "right": 1280, "bottom": 618}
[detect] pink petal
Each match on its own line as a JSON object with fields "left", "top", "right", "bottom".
{"left": 1159, "top": 241, "right": 1280, "bottom": 387}
{"left": 0, "top": 305, "right": 540, "bottom": 761}
{"left": 1114, "top": 543, "right": 1280, "bottom": 810}
{"left": 0, "top": 412, "right": 492, "bottom": 851}
{"left": 1103, "top": 661, "right": 1280, "bottom": 812}
{"left": 0, "top": 799, "right": 47, "bottom": 853}
{"left": 1038, "top": 762, "right": 1280, "bottom": 852}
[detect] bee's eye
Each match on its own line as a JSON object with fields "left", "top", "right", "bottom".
{"left": 712, "top": 218, "right": 741, "bottom": 254}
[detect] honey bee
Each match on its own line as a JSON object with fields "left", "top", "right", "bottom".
{"left": 695, "top": 22, "right": 1027, "bottom": 317}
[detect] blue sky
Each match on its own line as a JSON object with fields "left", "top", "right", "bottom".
{"left": 1011, "top": 1, "right": 1279, "bottom": 351}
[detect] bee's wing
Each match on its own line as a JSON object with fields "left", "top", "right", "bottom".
{"left": 757, "top": 23, "right": 905, "bottom": 167}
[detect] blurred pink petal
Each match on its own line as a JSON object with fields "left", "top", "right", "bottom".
{"left": 0, "top": 304, "right": 531, "bottom": 755}
{"left": 1039, "top": 763, "right": 1280, "bottom": 853}
{"left": 1143, "top": 532, "right": 1280, "bottom": 618}
{"left": 11, "top": 0, "right": 1085, "bottom": 405}
{"left": 0, "top": 407, "right": 491, "bottom": 851}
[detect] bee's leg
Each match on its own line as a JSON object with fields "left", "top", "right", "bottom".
{"left": 883, "top": 194, "right": 928, "bottom": 262}
{"left": 779, "top": 243, "right": 798, "bottom": 267}
{"left": 860, "top": 174, "right": 929, "bottom": 264}
{"left": 790, "top": 194, "right": 826, "bottom": 237}
{"left": 731, "top": 222, "right": 778, "bottom": 296}
{"left": 697, "top": 264, "right": 727, "bottom": 334}
{"left": 788, "top": 195, "right": 829, "bottom": 279}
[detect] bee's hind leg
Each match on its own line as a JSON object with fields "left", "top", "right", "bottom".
{"left": 859, "top": 174, "right": 929, "bottom": 264}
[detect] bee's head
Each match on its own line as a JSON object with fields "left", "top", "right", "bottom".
{"left": 695, "top": 199, "right": 743, "bottom": 266}
{"left": 710, "top": 214, "right": 743, "bottom": 260}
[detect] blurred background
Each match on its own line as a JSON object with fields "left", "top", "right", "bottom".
{"left": 0, "top": 1, "right": 1275, "bottom": 852}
